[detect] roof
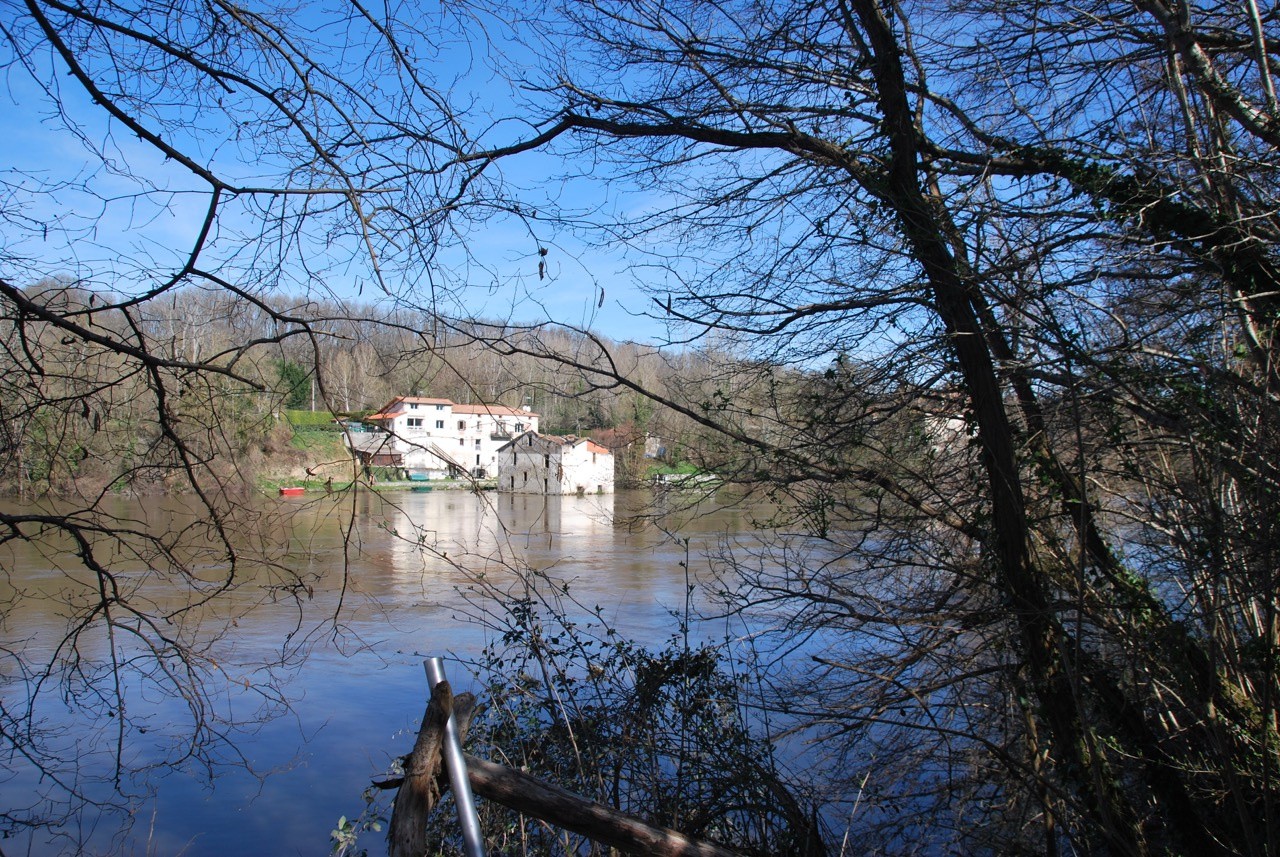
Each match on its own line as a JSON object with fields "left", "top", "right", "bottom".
{"left": 497, "top": 429, "right": 548, "bottom": 452}
{"left": 348, "top": 434, "right": 396, "bottom": 453}
{"left": 366, "top": 396, "right": 455, "bottom": 421}
{"left": 366, "top": 396, "right": 539, "bottom": 422}
{"left": 496, "top": 431, "right": 612, "bottom": 456}
{"left": 452, "top": 403, "right": 539, "bottom": 417}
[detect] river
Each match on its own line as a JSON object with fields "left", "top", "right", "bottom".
{"left": 0, "top": 487, "right": 765, "bottom": 856}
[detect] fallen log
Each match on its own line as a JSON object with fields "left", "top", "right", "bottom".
{"left": 462, "top": 753, "right": 742, "bottom": 857}
{"left": 387, "top": 675, "right": 741, "bottom": 857}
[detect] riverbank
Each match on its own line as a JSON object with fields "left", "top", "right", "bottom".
{"left": 1, "top": 415, "right": 683, "bottom": 499}
{"left": 263, "top": 475, "right": 499, "bottom": 494}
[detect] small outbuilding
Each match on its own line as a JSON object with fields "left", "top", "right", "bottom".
{"left": 497, "top": 431, "right": 614, "bottom": 495}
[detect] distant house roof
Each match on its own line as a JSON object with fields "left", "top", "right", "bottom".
{"left": 452, "top": 403, "right": 538, "bottom": 418}
{"left": 366, "top": 396, "right": 454, "bottom": 421}
{"left": 497, "top": 430, "right": 546, "bottom": 452}
{"left": 557, "top": 435, "right": 611, "bottom": 454}
{"left": 348, "top": 434, "right": 396, "bottom": 454}
{"left": 366, "top": 396, "right": 537, "bottom": 422}
{"left": 497, "top": 431, "right": 612, "bottom": 455}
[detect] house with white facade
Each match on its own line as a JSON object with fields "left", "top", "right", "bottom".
{"left": 347, "top": 396, "right": 539, "bottom": 479}
{"left": 497, "top": 431, "right": 614, "bottom": 495}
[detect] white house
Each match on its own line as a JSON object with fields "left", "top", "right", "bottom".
{"left": 348, "top": 395, "right": 539, "bottom": 478}
{"left": 451, "top": 402, "right": 539, "bottom": 476}
{"left": 497, "top": 431, "right": 615, "bottom": 495}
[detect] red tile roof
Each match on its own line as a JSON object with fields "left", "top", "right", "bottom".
{"left": 366, "top": 396, "right": 453, "bottom": 421}
{"left": 452, "top": 403, "right": 538, "bottom": 417}
{"left": 366, "top": 396, "right": 537, "bottom": 421}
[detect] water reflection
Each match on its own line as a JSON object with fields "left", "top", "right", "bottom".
{"left": 380, "top": 490, "right": 616, "bottom": 575}
{"left": 1, "top": 487, "right": 750, "bottom": 856}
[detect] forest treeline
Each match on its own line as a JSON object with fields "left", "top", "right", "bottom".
{"left": 0, "top": 279, "right": 783, "bottom": 492}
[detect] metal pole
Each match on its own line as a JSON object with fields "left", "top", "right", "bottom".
{"left": 424, "top": 657, "right": 486, "bottom": 857}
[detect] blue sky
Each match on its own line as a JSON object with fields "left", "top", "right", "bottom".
{"left": 0, "top": 4, "right": 676, "bottom": 344}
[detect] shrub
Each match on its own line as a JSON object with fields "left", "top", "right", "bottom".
{"left": 284, "top": 409, "right": 340, "bottom": 430}
{"left": 409, "top": 573, "right": 828, "bottom": 856}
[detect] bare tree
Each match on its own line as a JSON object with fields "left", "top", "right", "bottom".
{"left": 5, "top": 0, "right": 1280, "bottom": 852}
{"left": 443, "top": 0, "right": 1280, "bottom": 852}
{"left": 0, "top": 0, "right": 484, "bottom": 845}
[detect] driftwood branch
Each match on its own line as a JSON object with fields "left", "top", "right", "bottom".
{"left": 463, "top": 753, "right": 743, "bottom": 857}
{"left": 386, "top": 678, "right": 742, "bottom": 857}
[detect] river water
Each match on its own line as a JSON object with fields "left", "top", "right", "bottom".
{"left": 1, "top": 488, "right": 766, "bottom": 856}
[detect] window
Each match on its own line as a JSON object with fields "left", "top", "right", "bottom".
{"left": 475, "top": 455, "right": 481, "bottom": 465}
{"left": 514, "top": 422, "right": 524, "bottom": 433}
{"left": 435, "top": 420, "right": 444, "bottom": 429}
{"left": 406, "top": 418, "right": 423, "bottom": 428}
{"left": 543, "top": 453, "right": 550, "bottom": 466}
{"left": 459, "top": 438, "right": 465, "bottom": 446}
{"left": 435, "top": 404, "right": 444, "bottom": 410}
{"left": 527, "top": 436, "right": 533, "bottom": 446}
{"left": 409, "top": 403, "right": 419, "bottom": 410}
{"left": 475, "top": 439, "right": 481, "bottom": 449}
{"left": 457, "top": 420, "right": 466, "bottom": 431}
{"left": 523, "top": 472, "right": 528, "bottom": 485}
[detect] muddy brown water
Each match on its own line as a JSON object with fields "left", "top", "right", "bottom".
{"left": 0, "top": 487, "right": 769, "bottom": 855}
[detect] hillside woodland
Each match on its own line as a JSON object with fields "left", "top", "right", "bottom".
{"left": 0, "top": 284, "right": 714, "bottom": 491}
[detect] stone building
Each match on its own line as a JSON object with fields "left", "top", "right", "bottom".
{"left": 497, "top": 431, "right": 615, "bottom": 495}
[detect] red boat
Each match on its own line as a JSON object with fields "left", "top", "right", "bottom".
{"left": 278, "top": 486, "right": 305, "bottom": 496}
